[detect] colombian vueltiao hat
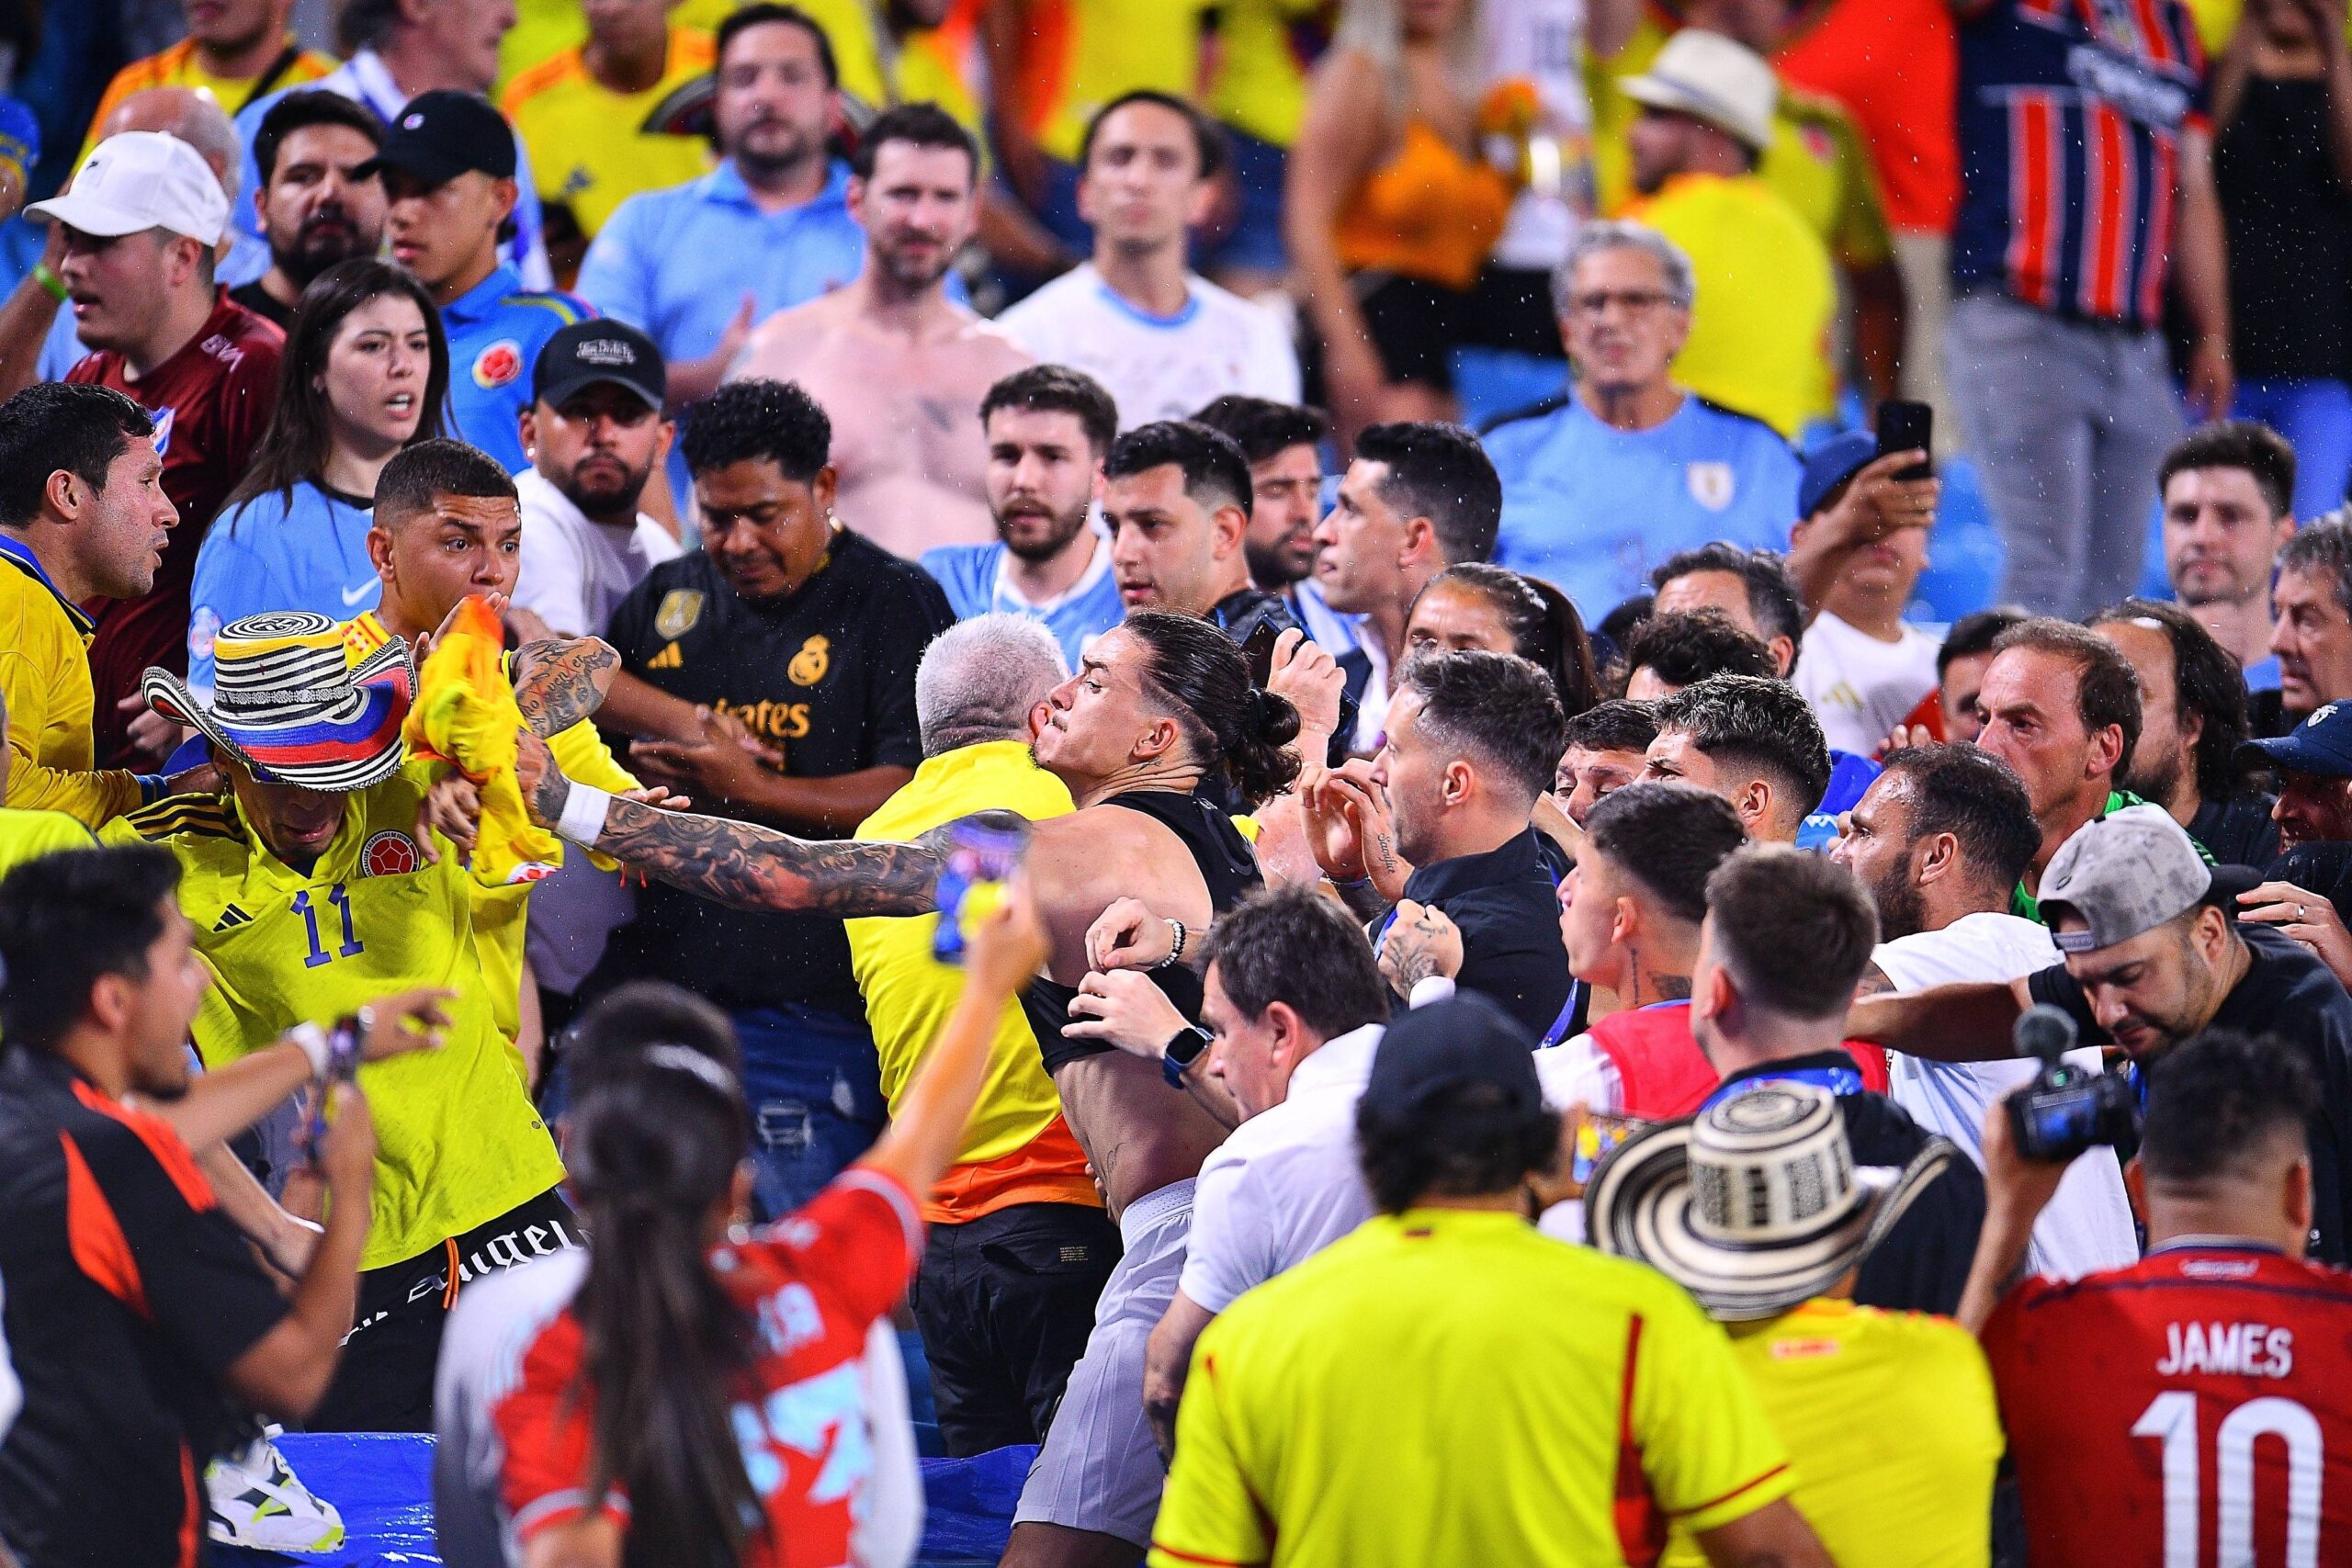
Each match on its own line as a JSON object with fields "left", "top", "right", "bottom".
{"left": 1585, "top": 1082, "right": 1955, "bottom": 1321}
{"left": 143, "top": 611, "right": 414, "bottom": 792}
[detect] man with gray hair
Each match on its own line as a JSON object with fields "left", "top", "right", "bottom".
{"left": 842, "top": 612, "right": 1121, "bottom": 1457}
{"left": 2271, "top": 514, "right": 2352, "bottom": 725}
{"left": 1486, "top": 219, "right": 1800, "bottom": 621}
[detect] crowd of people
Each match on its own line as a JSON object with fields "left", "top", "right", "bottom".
{"left": 2, "top": 1, "right": 2352, "bottom": 1566}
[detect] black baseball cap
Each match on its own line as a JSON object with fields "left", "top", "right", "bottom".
{"left": 534, "top": 319, "right": 667, "bottom": 413}
{"left": 1360, "top": 992, "right": 1544, "bottom": 1121}
{"left": 356, "top": 90, "right": 516, "bottom": 185}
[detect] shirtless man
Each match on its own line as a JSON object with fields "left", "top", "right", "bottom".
{"left": 517, "top": 610, "right": 1336, "bottom": 1568}
{"left": 728, "top": 102, "right": 1029, "bottom": 558}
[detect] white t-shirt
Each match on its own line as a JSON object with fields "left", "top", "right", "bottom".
{"left": 1795, "top": 610, "right": 1941, "bottom": 758}
{"left": 1178, "top": 1025, "right": 1381, "bottom": 1313}
{"left": 995, "top": 264, "right": 1302, "bottom": 430}
{"left": 1871, "top": 912, "right": 2142, "bottom": 1281}
{"left": 513, "top": 467, "right": 685, "bottom": 637}
{"left": 1482, "top": 0, "right": 1593, "bottom": 270}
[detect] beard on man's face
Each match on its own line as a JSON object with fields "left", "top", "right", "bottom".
{"left": 1864, "top": 858, "right": 1931, "bottom": 943}
{"left": 277, "top": 204, "right": 372, "bottom": 287}
{"left": 998, "top": 496, "right": 1090, "bottom": 562}
{"left": 2122, "top": 749, "right": 2185, "bottom": 811}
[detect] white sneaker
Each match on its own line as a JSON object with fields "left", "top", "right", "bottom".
{"left": 205, "top": 1428, "right": 345, "bottom": 1553}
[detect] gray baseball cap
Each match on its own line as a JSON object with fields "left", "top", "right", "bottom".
{"left": 2040, "top": 804, "right": 2260, "bottom": 953}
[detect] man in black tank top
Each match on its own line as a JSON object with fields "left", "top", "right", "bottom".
{"left": 514, "top": 612, "right": 1316, "bottom": 1563}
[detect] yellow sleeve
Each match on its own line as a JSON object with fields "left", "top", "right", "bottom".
{"left": 547, "top": 716, "right": 639, "bottom": 794}
{"left": 1634, "top": 1289, "right": 1795, "bottom": 1535}
{"left": 1825, "top": 109, "right": 1894, "bottom": 270}
{"left": 0, "top": 649, "right": 142, "bottom": 828}
{"left": 546, "top": 716, "right": 639, "bottom": 872}
{"left": 1148, "top": 1326, "right": 1274, "bottom": 1568}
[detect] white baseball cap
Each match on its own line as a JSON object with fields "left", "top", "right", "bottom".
{"left": 28, "top": 130, "right": 228, "bottom": 246}
{"left": 1621, "top": 30, "right": 1780, "bottom": 153}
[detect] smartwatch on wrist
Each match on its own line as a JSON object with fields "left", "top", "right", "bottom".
{"left": 1162, "top": 1024, "right": 1211, "bottom": 1089}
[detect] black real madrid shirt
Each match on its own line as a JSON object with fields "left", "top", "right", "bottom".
{"left": 597, "top": 532, "right": 954, "bottom": 1016}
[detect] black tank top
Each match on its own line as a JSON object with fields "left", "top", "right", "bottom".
{"left": 1025, "top": 791, "right": 1263, "bottom": 1075}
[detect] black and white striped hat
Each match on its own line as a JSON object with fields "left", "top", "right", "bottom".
{"left": 1584, "top": 1083, "right": 1955, "bottom": 1321}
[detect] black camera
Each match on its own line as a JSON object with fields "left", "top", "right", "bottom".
{"left": 2005, "top": 1005, "right": 2141, "bottom": 1162}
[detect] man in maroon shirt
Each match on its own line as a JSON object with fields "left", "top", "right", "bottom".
{"left": 31, "top": 130, "right": 280, "bottom": 767}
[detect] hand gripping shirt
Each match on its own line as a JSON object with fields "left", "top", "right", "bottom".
{"left": 100, "top": 772, "right": 565, "bottom": 1270}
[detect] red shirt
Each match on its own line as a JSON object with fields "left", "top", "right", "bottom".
{"left": 492, "top": 1168, "right": 923, "bottom": 1564}
{"left": 1772, "top": 0, "right": 1961, "bottom": 235}
{"left": 1984, "top": 1244, "right": 2352, "bottom": 1566}
{"left": 66, "top": 292, "right": 280, "bottom": 765}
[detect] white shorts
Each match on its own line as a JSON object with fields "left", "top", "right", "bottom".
{"left": 1012, "top": 1178, "right": 1194, "bottom": 1546}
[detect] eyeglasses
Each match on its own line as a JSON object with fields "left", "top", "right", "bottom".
{"left": 1566, "top": 288, "right": 1679, "bottom": 318}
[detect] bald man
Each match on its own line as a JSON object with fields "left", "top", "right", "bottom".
{"left": 0, "top": 87, "right": 268, "bottom": 399}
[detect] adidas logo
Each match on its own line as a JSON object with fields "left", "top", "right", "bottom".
{"left": 214, "top": 904, "right": 253, "bottom": 931}
{"left": 646, "top": 642, "right": 683, "bottom": 670}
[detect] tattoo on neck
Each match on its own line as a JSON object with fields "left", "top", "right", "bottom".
{"left": 1653, "top": 974, "right": 1690, "bottom": 1001}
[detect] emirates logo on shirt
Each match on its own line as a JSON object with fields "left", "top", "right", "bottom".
{"left": 471, "top": 339, "right": 524, "bottom": 389}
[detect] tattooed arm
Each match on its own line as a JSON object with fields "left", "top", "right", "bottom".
{"left": 512, "top": 637, "right": 620, "bottom": 738}
{"left": 518, "top": 727, "right": 1014, "bottom": 916}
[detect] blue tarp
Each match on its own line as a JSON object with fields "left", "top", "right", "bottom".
{"left": 215, "top": 1433, "right": 1036, "bottom": 1568}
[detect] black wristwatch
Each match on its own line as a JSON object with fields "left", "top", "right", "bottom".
{"left": 1162, "top": 1024, "right": 1212, "bottom": 1089}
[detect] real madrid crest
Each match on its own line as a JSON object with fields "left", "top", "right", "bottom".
{"left": 654, "top": 590, "right": 705, "bottom": 639}
{"left": 788, "top": 634, "right": 831, "bottom": 686}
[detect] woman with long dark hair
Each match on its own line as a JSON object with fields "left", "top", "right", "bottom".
{"left": 1405, "top": 562, "right": 1599, "bottom": 719}
{"left": 187, "top": 258, "right": 446, "bottom": 695}
{"left": 492, "top": 883, "right": 1047, "bottom": 1568}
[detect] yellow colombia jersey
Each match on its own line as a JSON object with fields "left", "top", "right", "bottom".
{"left": 0, "top": 548, "right": 143, "bottom": 828}
{"left": 1150, "top": 1208, "right": 1795, "bottom": 1568}
{"left": 845, "top": 739, "right": 1098, "bottom": 1226}
{"left": 1772, "top": 87, "right": 1895, "bottom": 272}
{"left": 103, "top": 768, "right": 566, "bottom": 1272}
{"left": 1206, "top": 0, "right": 1322, "bottom": 147}
{"left": 499, "top": 26, "right": 718, "bottom": 238}
{"left": 1623, "top": 171, "right": 1837, "bottom": 438}
{"left": 0, "top": 807, "right": 95, "bottom": 878}
{"left": 798, "top": 0, "right": 988, "bottom": 135}
{"left": 345, "top": 610, "right": 639, "bottom": 1040}
{"left": 80, "top": 36, "right": 337, "bottom": 167}
{"left": 1006, "top": 0, "right": 1205, "bottom": 164}
{"left": 1588, "top": 18, "right": 1893, "bottom": 272}
{"left": 1663, "top": 1298, "right": 2002, "bottom": 1568}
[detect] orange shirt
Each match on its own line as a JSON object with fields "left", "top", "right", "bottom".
{"left": 1772, "top": 0, "right": 1961, "bottom": 235}
{"left": 1334, "top": 118, "right": 1514, "bottom": 291}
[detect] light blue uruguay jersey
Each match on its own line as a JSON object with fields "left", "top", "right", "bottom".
{"left": 187, "top": 479, "right": 381, "bottom": 698}
{"left": 442, "top": 265, "right": 593, "bottom": 474}
{"left": 1484, "top": 390, "right": 1802, "bottom": 623}
{"left": 921, "top": 536, "right": 1125, "bottom": 671}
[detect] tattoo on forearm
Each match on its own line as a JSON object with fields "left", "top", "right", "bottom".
{"left": 513, "top": 638, "right": 618, "bottom": 738}
{"left": 1854, "top": 963, "right": 1897, "bottom": 998}
{"left": 590, "top": 805, "right": 1027, "bottom": 918}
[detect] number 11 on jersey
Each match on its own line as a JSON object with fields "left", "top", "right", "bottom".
{"left": 291, "top": 884, "right": 365, "bottom": 969}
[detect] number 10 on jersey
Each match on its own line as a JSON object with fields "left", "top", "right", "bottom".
{"left": 291, "top": 884, "right": 364, "bottom": 969}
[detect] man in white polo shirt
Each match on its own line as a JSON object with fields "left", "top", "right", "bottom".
{"left": 1833, "top": 743, "right": 2139, "bottom": 1279}
{"left": 1059, "top": 885, "right": 1388, "bottom": 1458}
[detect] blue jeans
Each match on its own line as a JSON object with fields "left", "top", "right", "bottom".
{"left": 2233, "top": 378, "right": 2352, "bottom": 520}
{"left": 733, "top": 1003, "right": 888, "bottom": 1222}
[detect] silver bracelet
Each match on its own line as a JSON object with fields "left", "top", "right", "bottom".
{"left": 556, "top": 783, "right": 612, "bottom": 849}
